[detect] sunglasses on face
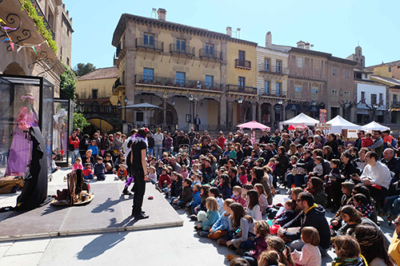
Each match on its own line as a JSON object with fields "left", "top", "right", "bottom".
{"left": 395, "top": 221, "right": 400, "bottom": 226}
{"left": 296, "top": 199, "right": 303, "bottom": 202}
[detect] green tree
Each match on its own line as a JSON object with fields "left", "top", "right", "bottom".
{"left": 60, "top": 62, "right": 77, "bottom": 101}
{"left": 74, "top": 63, "right": 96, "bottom": 77}
{"left": 73, "top": 113, "right": 90, "bottom": 131}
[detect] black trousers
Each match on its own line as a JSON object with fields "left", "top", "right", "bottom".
{"left": 132, "top": 168, "right": 146, "bottom": 216}
{"left": 195, "top": 124, "right": 199, "bottom": 131}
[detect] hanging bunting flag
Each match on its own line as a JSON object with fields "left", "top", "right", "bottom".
{"left": 3, "top": 27, "right": 17, "bottom": 31}
{"left": 0, "top": 19, "right": 6, "bottom": 24}
{"left": 10, "top": 42, "right": 14, "bottom": 51}
{"left": 38, "top": 44, "right": 41, "bottom": 49}
{"left": 17, "top": 46, "right": 22, "bottom": 53}
{"left": 1, "top": 38, "right": 9, "bottom": 42}
{"left": 32, "top": 46, "right": 37, "bottom": 54}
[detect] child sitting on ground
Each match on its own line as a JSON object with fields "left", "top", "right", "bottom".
{"left": 94, "top": 156, "right": 106, "bottom": 181}
{"left": 232, "top": 186, "right": 247, "bottom": 207}
{"left": 72, "top": 158, "right": 83, "bottom": 171}
{"left": 170, "top": 172, "right": 183, "bottom": 199}
{"left": 104, "top": 154, "right": 115, "bottom": 174}
{"left": 331, "top": 236, "right": 367, "bottom": 266}
{"left": 291, "top": 227, "right": 321, "bottom": 266}
{"left": 83, "top": 162, "right": 93, "bottom": 180}
{"left": 255, "top": 183, "right": 268, "bottom": 215}
{"left": 195, "top": 197, "right": 220, "bottom": 233}
{"left": 243, "top": 184, "right": 254, "bottom": 207}
{"left": 204, "top": 198, "right": 235, "bottom": 239}
{"left": 84, "top": 156, "right": 93, "bottom": 169}
{"left": 88, "top": 140, "right": 99, "bottom": 161}
{"left": 308, "top": 156, "right": 324, "bottom": 179}
{"left": 171, "top": 178, "right": 193, "bottom": 209}
{"left": 217, "top": 174, "right": 232, "bottom": 200}
{"left": 180, "top": 165, "right": 188, "bottom": 179}
{"left": 273, "top": 199, "right": 296, "bottom": 226}
{"left": 147, "top": 166, "right": 157, "bottom": 184}
{"left": 325, "top": 159, "right": 341, "bottom": 182}
{"left": 191, "top": 185, "right": 211, "bottom": 219}
{"left": 246, "top": 189, "right": 262, "bottom": 221}
{"left": 238, "top": 165, "right": 248, "bottom": 186}
{"left": 209, "top": 187, "right": 224, "bottom": 215}
{"left": 186, "top": 183, "right": 202, "bottom": 215}
{"left": 158, "top": 167, "right": 171, "bottom": 192}
{"left": 353, "top": 193, "right": 374, "bottom": 219}
{"left": 192, "top": 173, "right": 202, "bottom": 187}
{"left": 116, "top": 164, "right": 128, "bottom": 181}
{"left": 156, "top": 161, "right": 164, "bottom": 176}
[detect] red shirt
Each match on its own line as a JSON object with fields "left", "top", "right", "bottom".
{"left": 218, "top": 137, "right": 226, "bottom": 149}
{"left": 158, "top": 174, "right": 171, "bottom": 187}
{"left": 69, "top": 136, "right": 80, "bottom": 149}
{"left": 361, "top": 137, "right": 374, "bottom": 148}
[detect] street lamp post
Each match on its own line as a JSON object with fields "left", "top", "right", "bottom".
{"left": 311, "top": 100, "right": 316, "bottom": 119}
{"left": 188, "top": 94, "right": 193, "bottom": 125}
{"left": 372, "top": 103, "right": 379, "bottom": 121}
{"left": 344, "top": 101, "right": 350, "bottom": 120}
{"left": 238, "top": 97, "right": 243, "bottom": 123}
{"left": 124, "top": 96, "right": 128, "bottom": 123}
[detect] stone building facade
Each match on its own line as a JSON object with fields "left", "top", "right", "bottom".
{"left": 0, "top": 0, "right": 73, "bottom": 97}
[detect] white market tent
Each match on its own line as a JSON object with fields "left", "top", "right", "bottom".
{"left": 279, "top": 113, "right": 320, "bottom": 129}
{"left": 326, "top": 115, "right": 362, "bottom": 133}
{"left": 362, "top": 121, "right": 390, "bottom": 131}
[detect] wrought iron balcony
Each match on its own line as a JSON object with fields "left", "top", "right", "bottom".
{"left": 113, "top": 78, "right": 124, "bottom": 92}
{"left": 199, "top": 49, "right": 223, "bottom": 60}
{"left": 259, "top": 64, "right": 288, "bottom": 75}
{"left": 30, "top": 0, "right": 55, "bottom": 39}
{"left": 169, "top": 44, "right": 195, "bottom": 56}
{"left": 116, "top": 42, "right": 122, "bottom": 57}
{"left": 235, "top": 59, "right": 251, "bottom": 70}
{"left": 135, "top": 38, "right": 164, "bottom": 51}
{"left": 227, "top": 85, "right": 258, "bottom": 95}
{"left": 391, "top": 101, "right": 400, "bottom": 107}
{"left": 134, "top": 74, "right": 222, "bottom": 92}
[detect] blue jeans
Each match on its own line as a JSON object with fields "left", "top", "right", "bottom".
{"left": 286, "top": 173, "right": 304, "bottom": 188}
{"left": 148, "top": 148, "right": 154, "bottom": 156}
{"left": 383, "top": 195, "right": 400, "bottom": 215}
{"left": 239, "top": 240, "right": 255, "bottom": 250}
{"left": 170, "top": 197, "right": 187, "bottom": 208}
{"left": 70, "top": 149, "right": 81, "bottom": 164}
{"left": 155, "top": 144, "right": 162, "bottom": 159}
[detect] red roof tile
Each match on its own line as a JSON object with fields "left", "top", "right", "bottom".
{"left": 77, "top": 67, "right": 118, "bottom": 81}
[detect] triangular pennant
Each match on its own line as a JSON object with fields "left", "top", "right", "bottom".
{"left": 3, "top": 27, "right": 17, "bottom": 31}
{"left": 10, "top": 42, "right": 14, "bottom": 51}
{"left": 17, "top": 46, "right": 22, "bottom": 53}
{"left": 32, "top": 46, "right": 36, "bottom": 54}
{"left": 0, "top": 19, "right": 6, "bottom": 24}
{"left": 1, "top": 38, "right": 9, "bottom": 42}
{"left": 38, "top": 44, "right": 41, "bottom": 49}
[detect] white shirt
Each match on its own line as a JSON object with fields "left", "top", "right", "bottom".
{"left": 360, "top": 161, "right": 391, "bottom": 189}
{"left": 154, "top": 133, "right": 164, "bottom": 145}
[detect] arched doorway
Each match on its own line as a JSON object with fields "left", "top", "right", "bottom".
{"left": 3, "top": 62, "right": 26, "bottom": 75}
{"left": 261, "top": 103, "right": 271, "bottom": 125}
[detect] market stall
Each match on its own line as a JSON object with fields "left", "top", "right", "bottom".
{"left": 362, "top": 121, "right": 390, "bottom": 131}
{"left": 279, "top": 113, "right": 320, "bottom": 130}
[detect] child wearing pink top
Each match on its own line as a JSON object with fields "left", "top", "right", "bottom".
{"left": 72, "top": 158, "right": 83, "bottom": 171}
{"left": 180, "top": 165, "right": 188, "bottom": 179}
{"left": 291, "top": 227, "right": 321, "bottom": 266}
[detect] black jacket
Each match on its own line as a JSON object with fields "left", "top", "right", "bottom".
{"left": 148, "top": 136, "right": 155, "bottom": 149}
{"left": 340, "top": 161, "right": 358, "bottom": 181}
{"left": 382, "top": 157, "right": 400, "bottom": 182}
{"left": 326, "top": 140, "right": 339, "bottom": 157}
{"left": 283, "top": 204, "right": 330, "bottom": 249}
{"left": 260, "top": 135, "right": 270, "bottom": 144}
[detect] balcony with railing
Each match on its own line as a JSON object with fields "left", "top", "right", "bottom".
{"left": 112, "top": 77, "right": 125, "bottom": 92}
{"left": 199, "top": 49, "right": 223, "bottom": 60}
{"left": 169, "top": 44, "right": 195, "bottom": 56}
{"left": 391, "top": 101, "right": 400, "bottom": 108}
{"left": 30, "top": 0, "right": 55, "bottom": 39}
{"left": 227, "top": 85, "right": 258, "bottom": 95}
{"left": 135, "top": 38, "right": 164, "bottom": 51}
{"left": 134, "top": 74, "right": 222, "bottom": 92}
{"left": 235, "top": 59, "right": 251, "bottom": 70}
{"left": 259, "top": 64, "right": 288, "bottom": 75}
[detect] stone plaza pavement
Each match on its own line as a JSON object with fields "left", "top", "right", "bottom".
{"left": 0, "top": 168, "right": 396, "bottom": 265}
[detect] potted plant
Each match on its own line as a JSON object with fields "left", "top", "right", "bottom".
{"left": 155, "top": 81, "right": 162, "bottom": 85}
{"left": 184, "top": 84, "right": 190, "bottom": 88}
{"left": 139, "top": 80, "right": 145, "bottom": 84}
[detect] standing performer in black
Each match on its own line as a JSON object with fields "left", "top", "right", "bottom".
{"left": 127, "top": 128, "right": 149, "bottom": 220}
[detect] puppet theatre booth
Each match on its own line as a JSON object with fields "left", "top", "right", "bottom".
{"left": 0, "top": 75, "right": 55, "bottom": 210}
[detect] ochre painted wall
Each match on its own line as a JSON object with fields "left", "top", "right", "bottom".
{"left": 133, "top": 26, "right": 223, "bottom": 84}
{"left": 87, "top": 118, "right": 113, "bottom": 133}
{"left": 226, "top": 42, "right": 257, "bottom": 87}
{"left": 373, "top": 66, "right": 392, "bottom": 78}
{"left": 76, "top": 78, "right": 116, "bottom": 99}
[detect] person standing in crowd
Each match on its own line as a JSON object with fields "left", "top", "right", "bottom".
{"left": 75, "top": 128, "right": 82, "bottom": 140}
{"left": 69, "top": 131, "right": 80, "bottom": 163}
{"left": 147, "top": 131, "right": 154, "bottom": 156}
{"left": 188, "top": 127, "right": 196, "bottom": 145}
{"left": 154, "top": 128, "right": 164, "bottom": 160}
{"left": 194, "top": 114, "right": 201, "bottom": 131}
{"left": 127, "top": 128, "right": 149, "bottom": 220}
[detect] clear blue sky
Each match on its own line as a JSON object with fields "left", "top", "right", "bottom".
{"left": 64, "top": 0, "right": 399, "bottom": 69}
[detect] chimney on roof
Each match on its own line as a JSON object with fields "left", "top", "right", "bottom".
{"left": 265, "top": 31, "right": 272, "bottom": 47}
{"left": 297, "top": 40, "right": 305, "bottom": 49}
{"left": 305, "top": 42, "right": 310, "bottom": 50}
{"left": 226, "top": 26, "right": 232, "bottom": 37}
{"left": 157, "top": 8, "right": 166, "bottom": 21}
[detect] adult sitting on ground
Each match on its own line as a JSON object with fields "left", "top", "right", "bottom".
{"left": 278, "top": 192, "right": 330, "bottom": 256}
{"left": 358, "top": 151, "right": 391, "bottom": 203}
{"left": 389, "top": 214, "right": 400, "bottom": 266}
{"left": 355, "top": 224, "right": 396, "bottom": 266}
